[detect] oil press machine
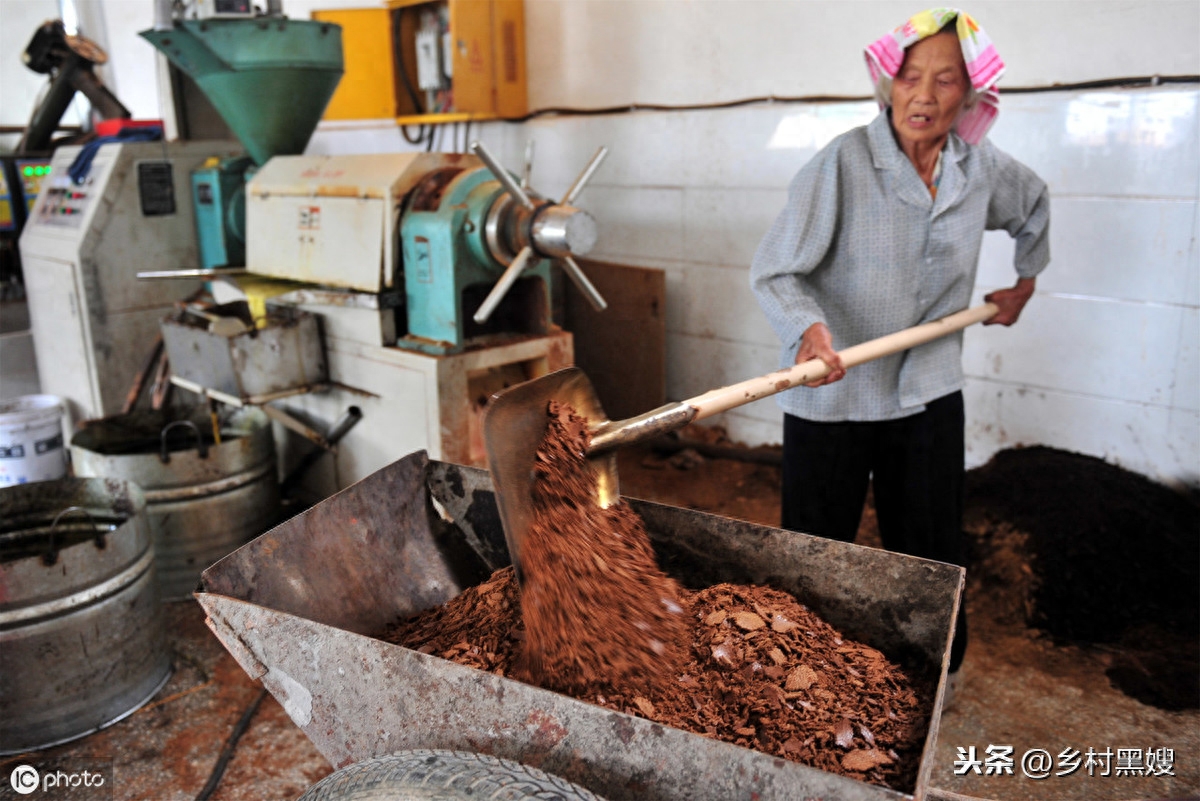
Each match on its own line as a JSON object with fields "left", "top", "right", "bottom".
{"left": 137, "top": 1, "right": 609, "bottom": 498}
{"left": 17, "top": 2, "right": 342, "bottom": 425}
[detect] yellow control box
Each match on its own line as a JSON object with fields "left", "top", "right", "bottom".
{"left": 314, "top": 0, "right": 527, "bottom": 123}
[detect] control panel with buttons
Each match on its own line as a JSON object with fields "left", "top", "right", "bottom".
{"left": 36, "top": 179, "right": 96, "bottom": 228}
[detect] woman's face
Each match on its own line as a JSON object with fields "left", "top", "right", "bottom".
{"left": 890, "top": 31, "right": 969, "bottom": 151}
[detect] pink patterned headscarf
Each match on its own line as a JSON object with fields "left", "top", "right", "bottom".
{"left": 864, "top": 8, "right": 1004, "bottom": 144}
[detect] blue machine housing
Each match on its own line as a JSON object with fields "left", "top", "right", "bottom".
{"left": 400, "top": 166, "right": 553, "bottom": 352}
{"left": 191, "top": 156, "right": 255, "bottom": 270}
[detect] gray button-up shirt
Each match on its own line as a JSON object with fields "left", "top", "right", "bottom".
{"left": 750, "top": 110, "right": 1050, "bottom": 422}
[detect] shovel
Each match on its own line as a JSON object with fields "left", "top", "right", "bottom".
{"left": 484, "top": 302, "right": 998, "bottom": 577}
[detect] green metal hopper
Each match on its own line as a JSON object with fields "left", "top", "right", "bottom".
{"left": 140, "top": 19, "right": 343, "bottom": 165}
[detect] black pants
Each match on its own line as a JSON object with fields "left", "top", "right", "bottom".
{"left": 781, "top": 392, "right": 968, "bottom": 671}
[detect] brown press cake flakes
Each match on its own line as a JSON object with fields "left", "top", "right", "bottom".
{"left": 671, "top": 584, "right": 926, "bottom": 787}
{"left": 385, "top": 570, "right": 926, "bottom": 790}
{"left": 388, "top": 566, "right": 523, "bottom": 676}
{"left": 518, "top": 401, "right": 689, "bottom": 694}
{"left": 384, "top": 402, "right": 928, "bottom": 791}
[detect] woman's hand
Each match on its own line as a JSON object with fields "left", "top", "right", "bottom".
{"left": 796, "top": 322, "right": 846, "bottom": 386}
{"left": 984, "top": 277, "right": 1036, "bottom": 326}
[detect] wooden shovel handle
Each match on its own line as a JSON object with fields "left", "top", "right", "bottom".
{"left": 688, "top": 303, "right": 998, "bottom": 420}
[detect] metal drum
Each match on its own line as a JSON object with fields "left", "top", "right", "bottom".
{"left": 70, "top": 407, "right": 280, "bottom": 601}
{"left": 0, "top": 478, "right": 171, "bottom": 754}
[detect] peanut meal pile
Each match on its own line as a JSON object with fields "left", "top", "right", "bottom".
{"left": 516, "top": 401, "right": 689, "bottom": 694}
{"left": 385, "top": 403, "right": 931, "bottom": 791}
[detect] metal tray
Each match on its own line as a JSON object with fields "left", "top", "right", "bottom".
{"left": 162, "top": 305, "right": 327, "bottom": 404}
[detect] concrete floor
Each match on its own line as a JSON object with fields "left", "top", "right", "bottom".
{"left": 3, "top": 448, "right": 1196, "bottom": 801}
{"left": 1, "top": 601, "right": 332, "bottom": 801}
{"left": 933, "top": 617, "right": 1199, "bottom": 801}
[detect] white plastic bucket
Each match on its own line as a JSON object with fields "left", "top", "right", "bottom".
{"left": 0, "top": 395, "right": 68, "bottom": 486}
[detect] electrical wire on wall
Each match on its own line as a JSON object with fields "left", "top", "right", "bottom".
{"left": 384, "top": 23, "right": 1198, "bottom": 153}
{"left": 398, "top": 75, "right": 1194, "bottom": 159}
{"left": 498, "top": 74, "right": 1198, "bottom": 124}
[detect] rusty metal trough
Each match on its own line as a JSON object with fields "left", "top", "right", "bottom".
{"left": 198, "top": 451, "right": 962, "bottom": 801}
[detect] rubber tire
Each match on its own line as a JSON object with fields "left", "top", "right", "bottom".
{"left": 297, "top": 750, "right": 607, "bottom": 801}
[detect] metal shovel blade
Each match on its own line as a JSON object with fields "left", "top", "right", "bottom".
{"left": 482, "top": 367, "right": 619, "bottom": 579}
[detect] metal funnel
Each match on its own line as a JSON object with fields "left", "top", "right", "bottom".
{"left": 140, "top": 19, "right": 343, "bottom": 165}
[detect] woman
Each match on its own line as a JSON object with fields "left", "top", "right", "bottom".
{"left": 749, "top": 8, "right": 1049, "bottom": 678}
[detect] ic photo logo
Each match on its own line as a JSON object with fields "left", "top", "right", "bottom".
{"left": 9, "top": 765, "right": 38, "bottom": 795}
{"left": 6, "top": 761, "right": 110, "bottom": 797}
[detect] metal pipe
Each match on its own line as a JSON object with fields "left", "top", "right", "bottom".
{"left": 137, "top": 268, "right": 247, "bottom": 279}
{"left": 280, "top": 406, "right": 364, "bottom": 498}
{"left": 520, "top": 139, "right": 534, "bottom": 189}
{"left": 470, "top": 141, "right": 534, "bottom": 210}
{"left": 324, "top": 406, "right": 364, "bottom": 446}
{"left": 561, "top": 146, "right": 608, "bottom": 206}
{"left": 559, "top": 255, "right": 607, "bottom": 312}
{"left": 587, "top": 401, "right": 696, "bottom": 455}
{"left": 473, "top": 245, "right": 532, "bottom": 323}
{"left": 153, "top": 0, "right": 174, "bottom": 31}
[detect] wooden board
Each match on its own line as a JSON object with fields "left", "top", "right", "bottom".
{"left": 563, "top": 259, "right": 665, "bottom": 421}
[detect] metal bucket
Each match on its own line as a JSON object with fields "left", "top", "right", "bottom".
{"left": 70, "top": 407, "right": 280, "bottom": 601}
{"left": 0, "top": 478, "right": 171, "bottom": 754}
{"left": 0, "top": 394, "right": 68, "bottom": 487}
{"left": 199, "top": 451, "right": 963, "bottom": 801}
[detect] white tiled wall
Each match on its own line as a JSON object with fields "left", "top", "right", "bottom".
{"left": 519, "top": 1, "right": 1200, "bottom": 107}
{"left": 428, "top": 86, "right": 1198, "bottom": 488}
